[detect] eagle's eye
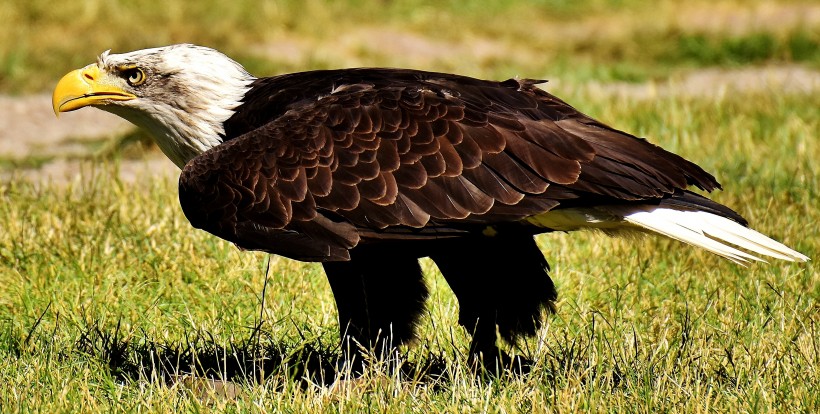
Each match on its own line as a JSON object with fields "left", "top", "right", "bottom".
{"left": 123, "top": 68, "right": 146, "bottom": 86}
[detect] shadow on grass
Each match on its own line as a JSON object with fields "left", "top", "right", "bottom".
{"left": 72, "top": 321, "right": 451, "bottom": 390}
{"left": 71, "top": 314, "right": 740, "bottom": 392}
{"left": 13, "top": 309, "right": 747, "bottom": 396}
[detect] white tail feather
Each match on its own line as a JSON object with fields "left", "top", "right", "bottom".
{"left": 609, "top": 206, "right": 810, "bottom": 265}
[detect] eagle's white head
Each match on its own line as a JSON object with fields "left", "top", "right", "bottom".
{"left": 53, "top": 44, "right": 255, "bottom": 168}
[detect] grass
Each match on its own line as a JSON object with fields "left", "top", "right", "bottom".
{"left": 669, "top": 31, "right": 820, "bottom": 67}
{"left": 1, "top": 90, "right": 817, "bottom": 411}
{"left": 1, "top": 0, "right": 819, "bottom": 412}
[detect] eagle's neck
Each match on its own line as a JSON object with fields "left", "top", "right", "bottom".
{"left": 103, "top": 47, "right": 256, "bottom": 169}
{"left": 105, "top": 100, "right": 246, "bottom": 169}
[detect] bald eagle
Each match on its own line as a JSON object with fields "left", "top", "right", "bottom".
{"left": 53, "top": 44, "right": 807, "bottom": 371}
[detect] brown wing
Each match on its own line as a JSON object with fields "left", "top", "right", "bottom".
{"left": 178, "top": 77, "right": 719, "bottom": 261}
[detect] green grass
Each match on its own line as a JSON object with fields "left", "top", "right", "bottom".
{"left": 1, "top": 90, "right": 817, "bottom": 411}
{"left": 0, "top": 155, "right": 54, "bottom": 170}
{"left": 2, "top": 0, "right": 819, "bottom": 411}
{"left": 670, "top": 30, "right": 820, "bottom": 67}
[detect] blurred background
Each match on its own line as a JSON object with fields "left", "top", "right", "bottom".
{"left": 0, "top": 0, "right": 817, "bottom": 182}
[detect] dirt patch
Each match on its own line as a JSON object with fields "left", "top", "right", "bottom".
{"left": 677, "top": 2, "right": 820, "bottom": 35}
{"left": 0, "top": 95, "right": 175, "bottom": 184}
{"left": 332, "top": 28, "right": 527, "bottom": 68}
{"left": 0, "top": 95, "right": 132, "bottom": 159}
{"left": 253, "top": 27, "right": 531, "bottom": 70}
{"left": 580, "top": 65, "right": 820, "bottom": 100}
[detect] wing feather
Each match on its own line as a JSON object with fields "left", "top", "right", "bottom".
{"left": 180, "top": 70, "right": 722, "bottom": 261}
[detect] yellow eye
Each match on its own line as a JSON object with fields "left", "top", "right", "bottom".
{"left": 124, "top": 68, "right": 146, "bottom": 86}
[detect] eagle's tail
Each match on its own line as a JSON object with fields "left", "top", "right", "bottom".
{"left": 611, "top": 205, "right": 809, "bottom": 264}
{"left": 602, "top": 191, "right": 809, "bottom": 265}
{"left": 529, "top": 191, "right": 809, "bottom": 264}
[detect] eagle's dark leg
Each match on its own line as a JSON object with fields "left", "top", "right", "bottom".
{"left": 430, "top": 233, "right": 556, "bottom": 374}
{"left": 323, "top": 244, "right": 428, "bottom": 373}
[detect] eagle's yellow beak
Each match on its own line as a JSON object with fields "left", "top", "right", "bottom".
{"left": 52, "top": 64, "right": 136, "bottom": 116}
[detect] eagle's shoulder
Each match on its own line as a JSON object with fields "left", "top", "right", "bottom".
{"left": 221, "top": 68, "right": 574, "bottom": 140}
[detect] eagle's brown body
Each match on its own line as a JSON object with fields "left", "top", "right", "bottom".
{"left": 179, "top": 68, "right": 732, "bottom": 260}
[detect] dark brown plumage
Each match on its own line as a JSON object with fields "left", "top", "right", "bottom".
{"left": 179, "top": 69, "right": 723, "bottom": 260}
